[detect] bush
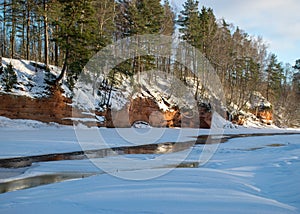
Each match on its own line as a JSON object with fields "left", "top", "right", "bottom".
{"left": 44, "top": 68, "right": 56, "bottom": 85}
{"left": 0, "top": 60, "right": 3, "bottom": 75}
{"left": 1, "top": 62, "right": 18, "bottom": 92}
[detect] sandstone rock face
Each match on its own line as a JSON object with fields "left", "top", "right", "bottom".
{"left": 255, "top": 110, "right": 273, "bottom": 125}
{"left": 0, "top": 92, "right": 212, "bottom": 128}
{"left": 231, "top": 109, "right": 273, "bottom": 126}
{"left": 97, "top": 98, "right": 211, "bottom": 128}
{"left": 0, "top": 90, "right": 73, "bottom": 125}
{"left": 100, "top": 98, "right": 176, "bottom": 128}
{"left": 129, "top": 97, "right": 170, "bottom": 127}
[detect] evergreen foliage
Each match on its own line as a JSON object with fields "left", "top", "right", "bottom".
{"left": 292, "top": 59, "right": 300, "bottom": 93}
{"left": 265, "top": 54, "right": 284, "bottom": 101}
{"left": 49, "top": 0, "right": 98, "bottom": 85}
{"left": 115, "top": 0, "right": 166, "bottom": 75}
{"left": 44, "top": 67, "right": 56, "bottom": 85}
{"left": 0, "top": 59, "right": 3, "bottom": 75}
{"left": 1, "top": 62, "right": 18, "bottom": 92}
{"left": 198, "top": 7, "right": 217, "bottom": 56}
{"left": 117, "top": 0, "right": 164, "bottom": 36}
{"left": 93, "top": 0, "right": 116, "bottom": 50}
{"left": 293, "top": 59, "right": 300, "bottom": 71}
{"left": 177, "top": 0, "right": 201, "bottom": 48}
{"left": 161, "top": 0, "right": 175, "bottom": 36}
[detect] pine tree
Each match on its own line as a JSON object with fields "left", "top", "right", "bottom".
{"left": 265, "top": 54, "right": 284, "bottom": 101}
{"left": 198, "top": 7, "right": 217, "bottom": 57}
{"left": 50, "top": 0, "right": 97, "bottom": 85}
{"left": 292, "top": 59, "right": 300, "bottom": 93}
{"left": 155, "top": 0, "right": 175, "bottom": 74}
{"left": 161, "top": 0, "right": 175, "bottom": 36}
{"left": 1, "top": 62, "right": 18, "bottom": 92}
{"left": 116, "top": 0, "right": 165, "bottom": 75}
{"left": 0, "top": 0, "right": 7, "bottom": 57}
{"left": 177, "top": 0, "right": 206, "bottom": 99}
{"left": 293, "top": 59, "right": 300, "bottom": 71}
{"left": 5, "top": 0, "right": 19, "bottom": 58}
{"left": 41, "top": 0, "right": 50, "bottom": 66}
{"left": 117, "top": 0, "right": 164, "bottom": 36}
{"left": 177, "top": 0, "right": 201, "bottom": 48}
{"left": 94, "top": 0, "right": 116, "bottom": 50}
{"left": 141, "top": 0, "right": 164, "bottom": 34}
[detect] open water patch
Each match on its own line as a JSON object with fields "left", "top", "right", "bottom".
{"left": 0, "top": 172, "right": 96, "bottom": 194}
{"left": 0, "top": 133, "right": 299, "bottom": 168}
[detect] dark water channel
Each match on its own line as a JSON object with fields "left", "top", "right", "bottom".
{"left": 0, "top": 141, "right": 197, "bottom": 168}
{"left": 0, "top": 132, "right": 299, "bottom": 194}
{"left": 0, "top": 172, "right": 96, "bottom": 194}
{"left": 0, "top": 161, "right": 200, "bottom": 194}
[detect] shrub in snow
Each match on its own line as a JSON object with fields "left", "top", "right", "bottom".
{"left": 0, "top": 61, "right": 3, "bottom": 75}
{"left": 66, "top": 73, "right": 76, "bottom": 91}
{"left": 44, "top": 68, "right": 56, "bottom": 85}
{"left": 1, "top": 62, "right": 18, "bottom": 92}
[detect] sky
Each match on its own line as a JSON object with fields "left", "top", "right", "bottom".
{"left": 171, "top": 0, "right": 300, "bottom": 66}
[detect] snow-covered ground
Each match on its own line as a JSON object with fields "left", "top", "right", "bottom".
{"left": 0, "top": 58, "right": 72, "bottom": 98}
{"left": 0, "top": 117, "right": 300, "bottom": 213}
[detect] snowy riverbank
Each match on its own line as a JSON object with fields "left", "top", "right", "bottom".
{"left": 0, "top": 117, "right": 299, "bottom": 213}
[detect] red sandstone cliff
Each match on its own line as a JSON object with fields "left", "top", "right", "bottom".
{"left": 0, "top": 91, "right": 212, "bottom": 128}
{"left": 0, "top": 90, "right": 73, "bottom": 125}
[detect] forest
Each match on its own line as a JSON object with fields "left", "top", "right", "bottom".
{"left": 0, "top": 0, "right": 299, "bottom": 127}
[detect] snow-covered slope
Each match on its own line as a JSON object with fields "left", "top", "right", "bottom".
{"left": 1, "top": 57, "right": 274, "bottom": 128}
{"left": 0, "top": 58, "right": 71, "bottom": 98}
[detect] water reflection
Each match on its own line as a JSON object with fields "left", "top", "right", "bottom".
{"left": 0, "top": 173, "right": 95, "bottom": 194}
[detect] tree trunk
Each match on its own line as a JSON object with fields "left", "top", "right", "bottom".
{"left": 38, "top": 21, "right": 42, "bottom": 62}
{"left": 10, "top": 31, "right": 15, "bottom": 59}
{"left": 43, "top": 0, "right": 49, "bottom": 66}
{"left": 54, "top": 24, "right": 59, "bottom": 66}
{"left": 21, "top": 9, "right": 25, "bottom": 58}
{"left": 0, "top": 45, "right": 2, "bottom": 62}
{"left": 3, "top": 0, "right": 7, "bottom": 57}
{"left": 26, "top": 1, "right": 30, "bottom": 60}
{"left": 10, "top": 0, "right": 17, "bottom": 59}
{"left": 55, "top": 37, "right": 69, "bottom": 85}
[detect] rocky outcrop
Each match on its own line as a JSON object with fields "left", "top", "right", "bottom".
{"left": 253, "top": 109, "right": 273, "bottom": 125}
{"left": 0, "top": 92, "right": 212, "bottom": 128}
{"left": 103, "top": 97, "right": 211, "bottom": 128}
{"left": 0, "top": 90, "right": 74, "bottom": 125}
{"left": 230, "top": 108, "right": 273, "bottom": 126}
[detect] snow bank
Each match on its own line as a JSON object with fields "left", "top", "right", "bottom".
{"left": 0, "top": 116, "right": 69, "bottom": 130}
{"left": 1, "top": 132, "right": 300, "bottom": 214}
{"left": 0, "top": 58, "right": 71, "bottom": 98}
{"left": 0, "top": 114, "right": 300, "bottom": 213}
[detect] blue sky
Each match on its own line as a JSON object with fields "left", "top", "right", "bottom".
{"left": 171, "top": 0, "right": 300, "bottom": 66}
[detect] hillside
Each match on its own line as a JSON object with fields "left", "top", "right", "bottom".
{"left": 0, "top": 58, "right": 71, "bottom": 98}
{"left": 0, "top": 57, "right": 275, "bottom": 128}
